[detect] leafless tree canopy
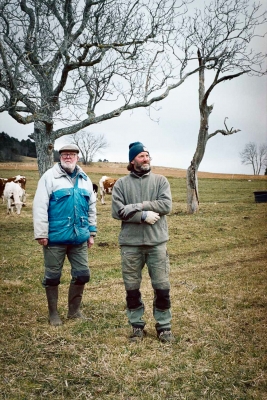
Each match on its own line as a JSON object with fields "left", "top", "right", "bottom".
{"left": 71, "top": 131, "right": 108, "bottom": 165}
{"left": 181, "top": 0, "right": 266, "bottom": 74}
{"left": 0, "top": 0, "right": 266, "bottom": 178}
{"left": 240, "top": 142, "right": 267, "bottom": 175}
{"left": 0, "top": 0, "right": 190, "bottom": 130}
{"left": 0, "top": 0, "right": 195, "bottom": 174}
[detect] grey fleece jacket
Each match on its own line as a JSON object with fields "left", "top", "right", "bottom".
{"left": 112, "top": 171, "right": 172, "bottom": 246}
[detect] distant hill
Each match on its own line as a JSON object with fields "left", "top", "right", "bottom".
{"left": 0, "top": 132, "right": 60, "bottom": 162}
{"left": 0, "top": 131, "right": 37, "bottom": 161}
{"left": 0, "top": 156, "right": 266, "bottom": 181}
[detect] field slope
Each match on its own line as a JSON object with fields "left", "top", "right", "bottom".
{"left": 0, "top": 163, "right": 266, "bottom": 399}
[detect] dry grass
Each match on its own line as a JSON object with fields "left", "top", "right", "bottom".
{"left": 1, "top": 158, "right": 266, "bottom": 180}
{"left": 0, "top": 162, "right": 267, "bottom": 399}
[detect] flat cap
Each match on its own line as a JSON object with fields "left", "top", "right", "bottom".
{"left": 59, "top": 144, "right": 79, "bottom": 154}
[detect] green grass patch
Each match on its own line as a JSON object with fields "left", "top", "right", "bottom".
{"left": 0, "top": 166, "right": 266, "bottom": 399}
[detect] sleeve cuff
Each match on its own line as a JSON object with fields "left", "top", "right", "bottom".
{"left": 141, "top": 211, "right": 147, "bottom": 221}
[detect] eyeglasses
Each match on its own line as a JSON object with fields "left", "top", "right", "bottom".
{"left": 60, "top": 153, "right": 77, "bottom": 158}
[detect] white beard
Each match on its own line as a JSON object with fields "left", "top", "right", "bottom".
{"left": 140, "top": 164, "right": 150, "bottom": 172}
{"left": 60, "top": 160, "right": 76, "bottom": 173}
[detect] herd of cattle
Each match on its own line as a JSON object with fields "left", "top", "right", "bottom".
{"left": 0, "top": 174, "right": 117, "bottom": 215}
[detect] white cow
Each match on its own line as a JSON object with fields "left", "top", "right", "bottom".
{"left": 3, "top": 181, "right": 26, "bottom": 215}
{"left": 0, "top": 175, "right": 27, "bottom": 203}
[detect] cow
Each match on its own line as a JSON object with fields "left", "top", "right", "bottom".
{"left": 0, "top": 175, "right": 27, "bottom": 203}
{"left": 99, "top": 176, "right": 117, "bottom": 205}
{"left": 0, "top": 178, "right": 8, "bottom": 201}
{"left": 11, "top": 175, "right": 27, "bottom": 189}
{"left": 3, "top": 181, "right": 26, "bottom": 215}
{"left": 93, "top": 183, "right": 98, "bottom": 197}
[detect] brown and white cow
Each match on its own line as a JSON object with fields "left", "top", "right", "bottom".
{"left": 3, "top": 181, "right": 26, "bottom": 215}
{"left": 93, "top": 183, "right": 98, "bottom": 197}
{"left": 0, "top": 178, "right": 7, "bottom": 201}
{"left": 11, "top": 175, "right": 26, "bottom": 189}
{"left": 99, "top": 176, "right": 117, "bottom": 205}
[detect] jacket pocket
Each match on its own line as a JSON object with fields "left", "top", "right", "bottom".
{"left": 49, "top": 218, "right": 75, "bottom": 243}
{"left": 80, "top": 216, "right": 89, "bottom": 227}
{"left": 52, "top": 188, "right": 72, "bottom": 202}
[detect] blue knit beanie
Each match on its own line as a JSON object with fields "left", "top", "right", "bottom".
{"left": 129, "top": 142, "right": 149, "bottom": 162}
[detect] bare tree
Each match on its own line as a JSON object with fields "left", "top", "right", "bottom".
{"left": 71, "top": 131, "right": 108, "bottom": 165}
{"left": 264, "top": 152, "right": 267, "bottom": 175}
{"left": 178, "top": 0, "right": 267, "bottom": 213}
{"left": 240, "top": 142, "right": 267, "bottom": 175}
{"left": 0, "top": 0, "right": 198, "bottom": 176}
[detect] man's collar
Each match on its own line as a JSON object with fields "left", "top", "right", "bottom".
{"left": 131, "top": 168, "right": 151, "bottom": 177}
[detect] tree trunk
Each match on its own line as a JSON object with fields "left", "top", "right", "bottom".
{"left": 32, "top": 121, "right": 55, "bottom": 176}
{"left": 186, "top": 47, "right": 213, "bottom": 214}
{"left": 186, "top": 109, "right": 210, "bottom": 214}
{"left": 186, "top": 162, "right": 199, "bottom": 214}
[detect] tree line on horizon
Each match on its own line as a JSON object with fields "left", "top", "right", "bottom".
{"left": 0, "top": 132, "right": 60, "bottom": 162}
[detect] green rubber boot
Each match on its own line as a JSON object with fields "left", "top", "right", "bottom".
{"left": 67, "top": 284, "right": 85, "bottom": 319}
{"left": 45, "top": 286, "right": 62, "bottom": 326}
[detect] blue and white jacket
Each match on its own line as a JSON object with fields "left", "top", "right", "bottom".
{"left": 33, "top": 163, "right": 97, "bottom": 245}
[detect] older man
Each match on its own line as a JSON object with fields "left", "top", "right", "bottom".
{"left": 112, "top": 142, "right": 174, "bottom": 343}
{"left": 33, "top": 144, "right": 97, "bottom": 326}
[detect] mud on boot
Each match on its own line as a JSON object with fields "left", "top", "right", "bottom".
{"left": 129, "top": 327, "right": 146, "bottom": 342}
{"left": 157, "top": 329, "right": 175, "bottom": 343}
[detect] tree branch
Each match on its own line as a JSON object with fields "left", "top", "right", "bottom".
{"left": 208, "top": 117, "right": 241, "bottom": 139}
{"left": 53, "top": 66, "right": 201, "bottom": 139}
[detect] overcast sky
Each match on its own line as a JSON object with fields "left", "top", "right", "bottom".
{"left": 0, "top": 1, "right": 266, "bottom": 175}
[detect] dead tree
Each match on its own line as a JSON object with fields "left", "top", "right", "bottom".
{"left": 71, "top": 131, "right": 108, "bottom": 165}
{"left": 240, "top": 142, "right": 267, "bottom": 175}
{"left": 180, "top": 0, "right": 267, "bottom": 213}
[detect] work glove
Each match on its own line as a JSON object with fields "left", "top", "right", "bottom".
{"left": 118, "top": 203, "right": 143, "bottom": 220}
{"left": 143, "top": 211, "right": 160, "bottom": 225}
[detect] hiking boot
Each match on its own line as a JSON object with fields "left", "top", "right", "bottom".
{"left": 157, "top": 330, "right": 175, "bottom": 343}
{"left": 129, "top": 327, "right": 146, "bottom": 342}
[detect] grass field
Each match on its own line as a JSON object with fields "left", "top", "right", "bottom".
{"left": 0, "top": 162, "right": 266, "bottom": 399}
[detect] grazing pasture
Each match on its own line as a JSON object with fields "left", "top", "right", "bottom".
{"left": 0, "top": 161, "right": 266, "bottom": 399}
